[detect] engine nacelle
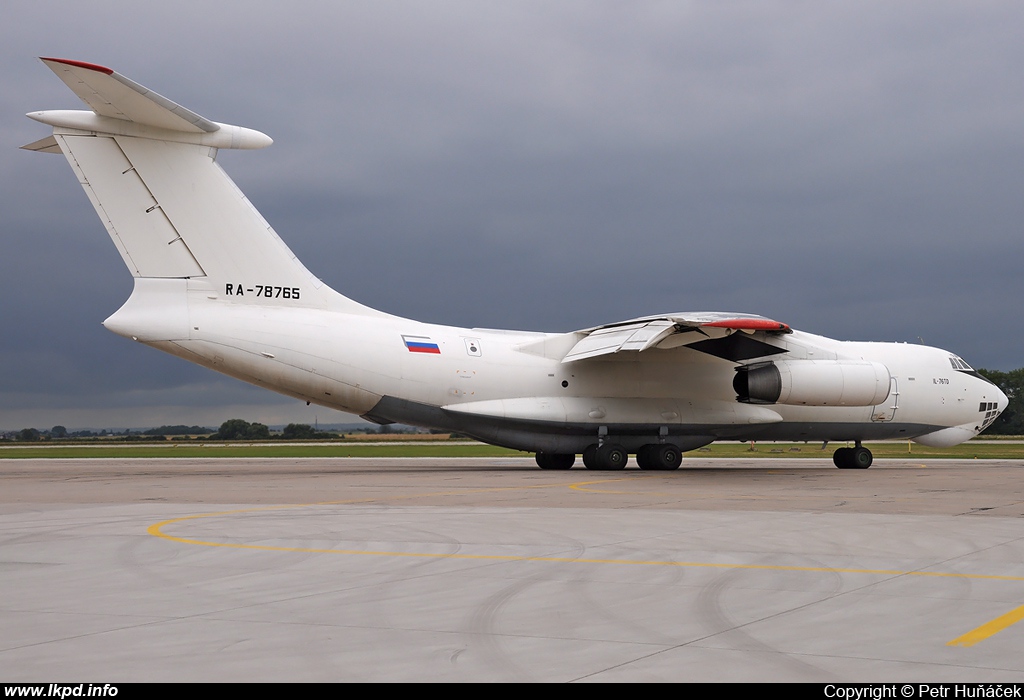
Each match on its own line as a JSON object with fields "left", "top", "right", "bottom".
{"left": 734, "top": 360, "right": 891, "bottom": 407}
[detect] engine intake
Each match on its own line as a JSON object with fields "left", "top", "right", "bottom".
{"left": 734, "top": 360, "right": 891, "bottom": 406}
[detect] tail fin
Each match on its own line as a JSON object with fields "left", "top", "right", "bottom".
{"left": 25, "top": 58, "right": 382, "bottom": 316}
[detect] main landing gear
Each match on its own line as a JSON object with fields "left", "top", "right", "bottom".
{"left": 580, "top": 443, "right": 681, "bottom": 470}
{"left": 833, "top": 442, "right": 872, "bottom": 469}
{"left": 535, "top": 443, "right": 683, "bottom": 470}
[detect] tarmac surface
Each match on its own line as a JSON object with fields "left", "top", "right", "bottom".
{"left": 2, "top": 457, "right": 1023, "bottom": 682}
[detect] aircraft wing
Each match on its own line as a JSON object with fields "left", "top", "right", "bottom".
{"left": 561, "top": 313, "right": 791, "bottom": 363}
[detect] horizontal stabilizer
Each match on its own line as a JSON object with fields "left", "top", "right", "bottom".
{"left": 41, "top": 57, "right": 218, "bottom": 133}
{"left": 30, "top": 58, "right": 271, "bottom": 150}
{"left": 20, "top": 135, "right": 61, "bottom": 154}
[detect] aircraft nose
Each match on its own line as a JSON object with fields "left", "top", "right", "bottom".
{"left": 995, "top": 384, "right": 1009, "bottom": 413}
{"left": 976, "top": 378, "right": 1008, "bottom": 433}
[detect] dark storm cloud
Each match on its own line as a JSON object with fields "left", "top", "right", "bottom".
{"left": 3, "top": 1, "right": 1023, "bottom": 428}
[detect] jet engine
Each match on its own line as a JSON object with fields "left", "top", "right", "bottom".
{"left": 734, "top": 360, "right": 891, "bottom": 406}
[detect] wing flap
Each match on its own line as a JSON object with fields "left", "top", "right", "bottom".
{"left": 561, "top": 320, "right": 677, "bottom": 362}
{"left": 561, "top": 313, "right": 790, "bottom": 363}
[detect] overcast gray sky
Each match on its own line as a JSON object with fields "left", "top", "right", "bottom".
{"left": 3, "top": 1, "right": 1023, "bottom": 430}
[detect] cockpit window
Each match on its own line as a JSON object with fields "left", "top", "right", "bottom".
{"left": 949, "top": 355, "right": 973, "bottom": 371}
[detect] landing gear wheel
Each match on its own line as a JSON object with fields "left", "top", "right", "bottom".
{"left": 535, "top": 452, "right": 575, "bottom": 470}
{"left": 653, "top": 444, "right": 682, "bottom": 470}
{"left": 851, "top": 446, "right": 872, "bottom": 469}
{"left": 637, "top": 444, "right": 682, "bottom": 470}
{"left": 595, "top": 443, "right": 628, "bottom": 470}
{"left": 833, "top": 447, "right": 851, "bottom": 468}
{"left": 584, "top": 443, "right": 628, "bottom": 470}
{"left": 834, "top": 446, "right": 872, "bottom": 469}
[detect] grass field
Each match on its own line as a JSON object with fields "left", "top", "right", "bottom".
{"left": 1, "top": 440, "right": 1021, "bottom": 460}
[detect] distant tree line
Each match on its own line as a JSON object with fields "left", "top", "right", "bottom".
{"left": 1, "top": 420, "right": 341, "bottom": 442}
{"left": 9, "top": 426, "right": 121, "bottom": 442}
{"left": 209, "top": 419, "right": 340, "bottom": 441}
{"left": 211, "top": 418, "right": 271, "bottom": 440}
{"left": 142, "top": 425, "right": 212, "bottom": 436}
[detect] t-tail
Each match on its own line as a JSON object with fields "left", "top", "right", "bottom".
{"left": 23, "top": 57, "right": 386, "bottom": 345}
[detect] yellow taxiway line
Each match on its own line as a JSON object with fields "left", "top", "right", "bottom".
{"left": 947, "top": 604, "right": 1024, "bottom": 647}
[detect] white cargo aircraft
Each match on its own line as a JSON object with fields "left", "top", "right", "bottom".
{"left": 24, "top": 58, "right": 1007, "bottom": 470}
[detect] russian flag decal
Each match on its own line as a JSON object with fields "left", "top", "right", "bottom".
{"left": 402, "top": 335, "right": 441, "bottom": 354}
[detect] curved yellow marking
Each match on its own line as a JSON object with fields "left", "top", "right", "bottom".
{"left": 148, "top": 504, "right": 1024, "bottom": 582}
{"left": 147, "top": 476, "right": 626, "bottom": 544}
{"left": 947, "top": 604, "right": 1024, "bottom": 647}
{"left": 148, "top": 516, "right": 1024, "bottom": 581}
{"left": 147, "top": 475, "right": 1024, "bottom": 647}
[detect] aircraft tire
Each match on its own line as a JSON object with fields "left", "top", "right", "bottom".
{"left": 596, "top": 444, "right": 628, "bottom": 470}
{"left": 536, "top": 452, "right": 575, "bottom": 470}
{"left": 834, "top": 446, "right": 873, "bottom": 469}
{"left": 637, "top": 444, "right": 684, "bottom": 470}
{"left": 851, "top": 446, "right": 873, "bottom": 469}
{"left": 583, "top": 444, "right": 599, "bottom": 470}
{"left": 653, "top": 444, "right": 682, "bottom": 470}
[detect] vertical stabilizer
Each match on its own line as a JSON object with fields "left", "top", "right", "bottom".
{"left": 25, "top": 57, "right": 385, "bottom": 317}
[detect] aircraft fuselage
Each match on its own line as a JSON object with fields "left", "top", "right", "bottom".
{"left": 105, "top": 278, "right": 1004, "bottom": 456}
